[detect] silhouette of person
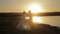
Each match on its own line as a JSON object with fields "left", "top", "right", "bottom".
{"left": 16, "top": 11, "right": 26, "bottom": 30}
{"left": 16, "top": 11, "right": 31, "bottom": 31}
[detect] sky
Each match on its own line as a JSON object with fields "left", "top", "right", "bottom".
{"left": 0, "top": 0, "right": 60, "bottom": 12}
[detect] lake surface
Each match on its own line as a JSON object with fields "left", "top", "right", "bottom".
{"left": 34, "top": 16, "right": 60, "bottom": 27}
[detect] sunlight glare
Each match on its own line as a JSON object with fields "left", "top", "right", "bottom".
{"left": 32, "top": 16, "right": 42, "bottom": 24}
{"left": 28, "top": 3, "right": 42, "bottom": 13}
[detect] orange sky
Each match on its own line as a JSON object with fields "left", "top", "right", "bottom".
{"left": 0, "top": 0, "right": 60, "bottom": 12}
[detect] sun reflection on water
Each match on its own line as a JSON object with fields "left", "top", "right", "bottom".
{"left": 32, "top": 16, "right": 43, "bottom": 24}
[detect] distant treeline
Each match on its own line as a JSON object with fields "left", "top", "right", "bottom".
{"left": 34, "top": 12, "right": 60, "bottom": 16}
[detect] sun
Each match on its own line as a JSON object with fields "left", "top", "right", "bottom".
{"left": 28, "top": 3, "right": 42, "bottom": 13}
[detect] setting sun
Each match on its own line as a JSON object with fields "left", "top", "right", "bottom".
{"left": 28, "top": 3, "right": 43, "bottom": 13}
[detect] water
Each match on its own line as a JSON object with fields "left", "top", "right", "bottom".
{"left": 36, "top": 16, "right": 60, "bottom": 27}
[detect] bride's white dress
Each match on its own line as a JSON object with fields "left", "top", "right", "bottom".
{"left": 16, "top": 14, "right": 31, "bottom": 30}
